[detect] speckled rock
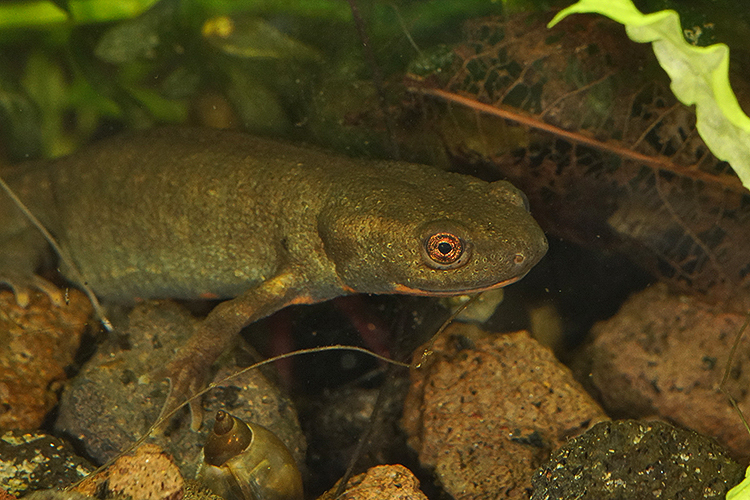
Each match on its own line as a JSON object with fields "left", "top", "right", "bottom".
{"left": 75, "top": 444, "right": 182, "bottom": 500}
{"left": 0, "top": 289, "right": 92, "bottom": 430}
{"left": 22, "top": 491, "right": 94, "bottom": 500}
{"left": 532, "top": 420, "right": 745, "bottom": 499}
{"left": 181, "top": 480, "right": 222, "bottom": 500}
{"left": 403, "top": 323, "right": 608, "bottom": 500}
{"left": 578, "top": 283, "right": 750, "bottom": 458}
{"left": 318, "top": 464, "right": 427, "bottom": 500}
{"left": 54, "top": 300, "right": 305, "bottom": 478}
{"left": 0, "top": 430, "right": 94, "bottom": 497}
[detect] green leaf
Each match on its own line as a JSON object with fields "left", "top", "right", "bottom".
{"left": 0, "top": 0, "right": 159, "bottom": 29}
{"left": 94, "top": 0, "right": 175, "bottom": 64}
{"left": 20, "top": 50, "right": 73, "bottom": 157}
{"left": 727, "top": 466, "right": 750, "bottom": 500}
{"left": 202, "top": 16, "right": 321, "bottom": 62}
{"left": 224, "top": 68, "right": 288, "bottom": 135}
{"left": 548, "top": 0, "right": 750, "bottom": 191}
{"left": 127, "top": 86, "right": 188, "bottom": 124}
{"left": 0, "top": 82, "right": 43, "bottom": 160}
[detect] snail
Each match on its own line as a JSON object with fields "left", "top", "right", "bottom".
{"left": 197, "top": 410, "right": 303, "bottom": 500}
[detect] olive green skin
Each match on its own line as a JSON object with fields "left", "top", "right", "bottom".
{"left": 1, "top": 127, "right": 546, "bottom": 301}
{"left": 0, "top": 127, "right": 547, "bottom": 400}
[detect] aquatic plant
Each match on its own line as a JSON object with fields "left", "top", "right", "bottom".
{"left": 549, "top": 0, "right": 750, "bottom": 190}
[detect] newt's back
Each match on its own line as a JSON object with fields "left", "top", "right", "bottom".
{"left": 2, "top": 128, "right": 336, "bottom": 301}
{"left": 1, "top": 126, "right": 549, "bottom": 424}
{"left": 1, "top": 126, "right": 548, "bottom": 307}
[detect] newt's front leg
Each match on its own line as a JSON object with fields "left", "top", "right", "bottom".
{"left": 158, "top": 271, "right": 319, "bottom": 429}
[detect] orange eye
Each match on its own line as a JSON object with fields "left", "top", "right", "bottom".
{"left": 419, "top": 221, "right": 472, "bottom": 270}
{"left": 425, "top": 232, "right": 463, "bottom": 265}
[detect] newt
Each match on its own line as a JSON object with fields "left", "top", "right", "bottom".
{"left": 0, "top": 127, "right": 548, "bottom": 423}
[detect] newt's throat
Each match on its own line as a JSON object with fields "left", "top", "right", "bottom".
{"left": 390, "top": 275, "right": 523, "bottom": 297}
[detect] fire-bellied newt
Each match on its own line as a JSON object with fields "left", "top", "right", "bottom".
{"left": 0, "top": 127, "right": 548, "bottom": 424}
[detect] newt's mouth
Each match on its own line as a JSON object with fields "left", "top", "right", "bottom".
{"left": 390, "top": 274, "right": 524, "bottom": 297}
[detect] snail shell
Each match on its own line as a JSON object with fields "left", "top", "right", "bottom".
{"left": 197, "top": 410, "right": 303, "bottom": 500}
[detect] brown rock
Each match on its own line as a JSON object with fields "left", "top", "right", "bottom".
{"left": 403, "top": 323, "right": 607, "bottom": 500}
{"left": 54, "top": 300, "right": 306, "bottom": 480}
{"left": 318, "top": 464, "right": 427, "bottom": 500}
{"left": 21, "top": 492, "right": 94, "bottom": 500}
{"left": 0, "top": 289, "right": 92, "bottom": 430}
{"left": 581, "top": 283, "right": 750, "bottom": 459}
{"left": 75, "top": 444, "right": 183, "bottom": 500}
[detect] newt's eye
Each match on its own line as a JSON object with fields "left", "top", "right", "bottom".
{"left": 423, "top": 232, "right": 469, "bottom": 269}
{"left": 426, "top": 233, "right": 462, "bottom": 263}
{"left": 419, "top": 220, "right": 473, "bottom": 270}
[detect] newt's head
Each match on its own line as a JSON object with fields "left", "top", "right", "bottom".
{"left": 318, "top": 166, "right": 547, "bottom": 296}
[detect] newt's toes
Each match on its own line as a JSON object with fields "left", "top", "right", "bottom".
{"left": 154, "top": 358, "right": 209, "bottom": 432}
{"left": 11, "top": 287, "right": 31, "bottom": 308}
{"left": 1, "top": 273, "right": 65, "bottom": 308}
{"left": 30, "top": 275, "right": 66, "bottom": 307}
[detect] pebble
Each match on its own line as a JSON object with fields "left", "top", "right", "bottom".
{"left": 317, "top": 464, "right": 427, "bottom": 500}
{"left": 0, "top": 289, "right": 91, "bottom": 429}
{"left": 532, "top": 419, "right": 745, "bottom": 499}
{"left": 578, "top": 283, "right": 750, "bottom": 458}
{"left": 74, "top": 444, "right": 182, "bottom": 500}
{"left": 0, "top": 430, "right": 94, "bottom": 497}
{"left": 403, "top": 323, "right": 608, "bottom": 500}
{"left": 54, "top": 300, "right": 306, "bottom": 478}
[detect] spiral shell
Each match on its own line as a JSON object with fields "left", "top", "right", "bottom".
{"left": 197, "top": 410, "right": 303, "bottom": 500}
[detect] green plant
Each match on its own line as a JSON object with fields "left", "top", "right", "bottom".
{"left": 549, "top": 0, "right": 750, "bottom": 191}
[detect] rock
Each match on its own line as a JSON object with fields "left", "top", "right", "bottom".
{"left": 54, "top": 300, "right": 305, "bottom": 478}
{"left": 441, "top": 288, "right": 505, "bottom": 324}
{"left": 318, "top": 464, "right": 427, "bottom": 500}
{"left": 75, "top": 444, "right": 183, "bottom": 500}
{"left": 181, "top": 480, "right": 223, "bottom": 500}
{"left": 579, "top": 283, "right": 750, "bottom": 458}
{"left": 22, "top": 491, "right": 94, "bottom": 500}
{"left": 0, "top": 430, "right": 94, "bottom": 497}
{"left": 403, "top": 323, "right": 607, "bottom": 500}
{"left": 532, "top": 420, "right": 745, "bottom": 499}
{"left": 0, "top": 289, "right": 92, "bottom": 430}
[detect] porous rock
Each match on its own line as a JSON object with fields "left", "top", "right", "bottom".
{"left": 403, "top": 323, "right": 607, "bottom": 500}
{"left": 0, "top": 430, "right": 94, "bottom": 497}
{"left": 75, "top": 444, "right": 182, "bottom": 500}
{"left": 54, "top": 300, "right": 305, "bottom": 478}
{"left": 317, "top": 464, "right": 427, "bottom": 500}
{"left": 532, "top": 419, "right": 744, "bottom": 500}
{"left": 579, "top": 283, "right": 750, "bottom": 458}
{"left": 0, "top": 289, "right": 92, "bottom": 430}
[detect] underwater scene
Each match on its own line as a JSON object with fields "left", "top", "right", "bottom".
{"left": 1, "top": 0, "right": 750, "bottom": 499}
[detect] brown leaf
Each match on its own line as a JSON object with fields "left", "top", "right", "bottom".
{"left": 406, "top": 13, "right": 750, "bottom": 304}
